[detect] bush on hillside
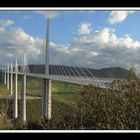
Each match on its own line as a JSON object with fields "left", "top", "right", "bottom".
{"left": 28, "top": 78, "right": 140, "bottom": 130}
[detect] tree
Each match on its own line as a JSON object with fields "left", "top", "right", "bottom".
{"left": 127, "top": 67, "right": 137, "bottom": 80}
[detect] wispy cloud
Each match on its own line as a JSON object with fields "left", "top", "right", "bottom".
{"left": 34, "top": 10, "right": 95, "bottom": 19}
{"left": 77, "top": 22, "right": 92, "bottom": 35}
{"left": 108, "top": 11, "right": 135, "bottom": 24}
{"left": 22, "top": 16, "right": 32, "bottom": 20}
{"left": 0, "top": 19, "right": 14, "bottom": 28}
{"left": 35, "top": 11, "right": 58, "bottom": 18}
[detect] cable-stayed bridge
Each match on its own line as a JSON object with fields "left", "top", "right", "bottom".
{"left": 13, "top": 64, "right": 121, "bottom": 87}
{"left": 0, "top": 18, "right": 124, "bottom": 124}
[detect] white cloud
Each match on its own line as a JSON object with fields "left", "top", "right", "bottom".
{"left": 35, "top": 11, "right": 58, "bottom": 18}
{"left": 34, "top": 10, "right": 95, "bottom": 19}
{"left": 75, "top": 11, "right": 95, "bottom": 13}
{"left": 0, "top": 19, "right": 14, "bottom": 27}
{"left": 108, "top": 11, "right": 135, "bottom": 24}
{"left": 78, "top": 22, "right": 92, "bottom": 35}
{"left": 1, "top": 20, "right": 140, "bottom": 74}
{"left": 23, "top": 16, "right": 32, "bottom": 20}
{"left": 71, "top": 25, "right": 140, "bottom": 71}
{"left": 88, "top": 11, "right": 95, "bottom": 13}
{"left": 90, "top": 51, "right": 98, "bottom": 56}
{"left": 49, "top": 23, "right": 140, "bottom": 73}
{"left": 0, "top": 27, "right": 43, "bottom": 67}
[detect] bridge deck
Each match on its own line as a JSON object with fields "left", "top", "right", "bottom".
{"left": 11, "top": 72, "right": 123, "bottom": 87}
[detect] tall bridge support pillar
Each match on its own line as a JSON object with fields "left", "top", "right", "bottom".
{"left": 42, "top": 18, "right": 51, "bottom": 120}
{"left": 4, "top": 69, "right": 6, "bottom": 85}
{"left": 20, "top": 54, "right": 26, "bottom": 124}
{"left": 7, "top": 65, "right": 9, "bottom": 90}
{"left": 21, "top": 74, "right": 26, "bottom": 124}
{"left": 13, "top": 60, "right": 18, "bottom": 119}
{"left": 42, "top": 79, "right": 51, "bottom": 120}
{"left": 1, "top": 70, "right": 3, "bottom": 83}
{"left": 10, "top": 63, "right": 13, "bottom": 95}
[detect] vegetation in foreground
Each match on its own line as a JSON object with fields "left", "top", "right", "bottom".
{"left": 0, "top": 68, "right": 140, "bottom": 129}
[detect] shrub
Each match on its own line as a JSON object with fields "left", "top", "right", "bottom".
{"left": 26, "top": 79, "right": 140, "bottom": 130}
{"left": 76, "top": 80, "right": 140, "bottom": 130}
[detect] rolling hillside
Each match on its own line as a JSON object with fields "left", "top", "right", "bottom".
{"left": 0, "top": 65, "right": 130, "bottom": 81}
{"left": 24, "top": 65, "right": 129, "bottom": 79}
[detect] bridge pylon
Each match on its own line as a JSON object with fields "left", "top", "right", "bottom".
{"left": 20, "top": 54, "right": 27, "bottom": 124}
{"left": 4, "top": 68, "right": 6, "bottom": 85}
{"left": 13, "top": 59, "right": 18, "bottom": 119}
{"left": 6, "top": 65, "right": 9, "bottom": 90}
{"left": 10, "top": 62, "right": 13, "bottom": 95}
{"left": 42, "top": 17, "right": 52, "bottom": 120}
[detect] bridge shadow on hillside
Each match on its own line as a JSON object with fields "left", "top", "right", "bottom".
{"left": 0, "top": 98, "right": 13, "bottom": 119}
{"left": 0, "top": 73, "right": 3, "bottom": 84}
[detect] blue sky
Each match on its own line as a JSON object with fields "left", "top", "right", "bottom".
{"left": 0, "top": 10, "right": 140, "bottom": 72}
{"left": 0, "top": 10, "right": 139, "bottom": 43}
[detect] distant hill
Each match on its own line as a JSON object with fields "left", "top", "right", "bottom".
{"left": 89, "top": 67, "right": 129, "bottom": 78}
{"left": 0, "top": 65, "right": 130, "bottom": 80}
{"left": 25, "top": 65, "right": 129, "bottom": 79}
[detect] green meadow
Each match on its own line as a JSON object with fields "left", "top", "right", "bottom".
{"left": 0, "top": 78, "right": 81, "bottom": 129}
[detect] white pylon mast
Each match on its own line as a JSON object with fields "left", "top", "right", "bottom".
{"left": 7, "top": 64, "right": 9, "bottom": 89}
{"left": 45, "top": 18, "right": 50, "bottom": 75}
{"left": 42, "top": 17, "right": 51, "bottom": 120}
{"left": 10, "top": 62, "right": 13, "bottom": 95}
{"left": 14, "top": 58, "right": 18, "bottom": 119}
{"left": 4, "top": 67, "right": 6, "bottom": 84}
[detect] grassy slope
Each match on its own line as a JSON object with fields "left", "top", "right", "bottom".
{"left": 25, "top": 79, "right": 80, "bottom": 106}
{"left": 0, "top": 79, "right": 80, "bottom": 126}
{"left": 0, "top": 83, "right": 9, "bottom": 94}
{"left": 25, "top": 80, "right": 80, "bottom": 122}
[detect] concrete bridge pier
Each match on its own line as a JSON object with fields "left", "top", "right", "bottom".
{"left": 20, "top": 55, "right": 27, "bottom": 124}
{"left": 4, "top": 69, "right": 6, "bottom": 85}
{"left": 21, "top": 74, "right": 26, "bottom": 124}
{"left": 6, "top": 65, "right": 9, "bottom": 90}
{"left": 10, "top": 63, "right": 13, "bottom": 95}
{"left": 42, "top": 18, "right": 52, "bottom": 120}
{"left": 13, "top": 60, "right": 18, "bottom": 119}
{"left": 42, "top": 79, "right": 51, "bottom": 120}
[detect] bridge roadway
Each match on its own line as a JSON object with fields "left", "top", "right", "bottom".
{"left": 12, "top": 71, "right": 123, "bottom": 88}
